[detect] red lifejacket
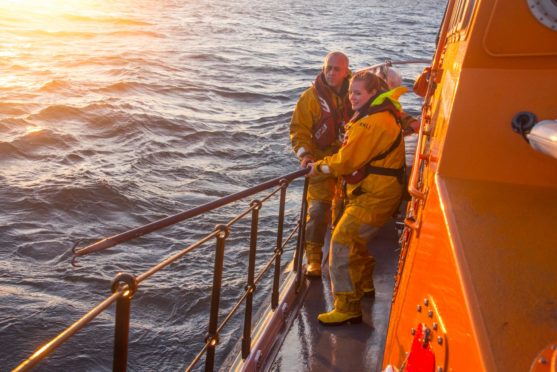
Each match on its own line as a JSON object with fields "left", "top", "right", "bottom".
{"left": 312, "top": 73, "right": 352, "bottom": 149}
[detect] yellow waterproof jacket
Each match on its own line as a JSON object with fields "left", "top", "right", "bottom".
{"left": 314, "top": 88, "right": 406, "bottom": 227}
{"left": 289, "top": 86, "right": 348, "bottom": 161}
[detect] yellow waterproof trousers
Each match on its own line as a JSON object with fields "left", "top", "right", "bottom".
{"left": 329, "top": 211, "right": 380, "bottom": 312}
{"left": 305, "top": 173, "right": 336, "bottom": 264}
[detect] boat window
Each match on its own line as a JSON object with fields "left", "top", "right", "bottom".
{"left": 447, "top": 0, "right": 476, "bottom": 41}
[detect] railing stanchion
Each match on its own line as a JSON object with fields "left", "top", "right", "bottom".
{"left": 111, "top": 273, "right": 137, "bottom": 372}
{"left": 206, "top": 225, "right": 229, "bottom": 371}
{"left": 241, "top": 200, "right": 261, "bottom": 359}
{"left": 272, "top": 180, "right": 288, "bottom": 309}
{"left": 294, "top": 176, "right": 309, "bottom": 290}
{"left": 16, "top": 169, "right": 311, "bottom": 371}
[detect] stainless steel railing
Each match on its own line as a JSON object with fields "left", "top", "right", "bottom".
{"left": 14, "top": 168, "right": 310, "bottom": 372}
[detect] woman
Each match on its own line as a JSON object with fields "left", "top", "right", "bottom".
{"left": 308, "top": 70, "right": 406, "bottom": 326}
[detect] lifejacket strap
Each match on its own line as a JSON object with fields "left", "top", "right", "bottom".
{"left": 369, "top": 131, "right": 402, "bottom": 163}
{"left": 365, "top": 165, "right": 404, "bottom": 180}
{"left": 351, "top": 166, "right": 405, "bottom": 196}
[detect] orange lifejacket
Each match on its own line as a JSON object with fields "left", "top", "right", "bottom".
{"left": 413, "top": 66, "right": 431, "bottom": 97}
{"left": 312, "top": 73, "right": 352, "bottom": 149}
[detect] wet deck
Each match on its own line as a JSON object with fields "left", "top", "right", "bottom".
{"left": 270, "top": 220, "right": 400, "bottom": 372}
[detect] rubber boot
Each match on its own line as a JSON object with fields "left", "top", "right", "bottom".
{"left": 317, "top": 294, "right": 362, "bottom": 326}
{"left": 305, "top": 242, "right": 323, "bottom": 278}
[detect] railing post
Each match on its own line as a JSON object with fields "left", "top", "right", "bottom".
{"left": 205, "top": 224, "right": 229, "bottom": 372}
{"left": 272, "top": 180, "right": 288, "bottom": 309}
{"left": 294, "top": 176, "right": 310, "bottom": 290}
{"left": 111, "top": 273, "right": 137, "bottom": 372}
{"left": 241, "top": 200, "right": 261, "bottom": 359}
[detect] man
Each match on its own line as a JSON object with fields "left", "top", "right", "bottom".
{"left": 290, "top": 51, "right": 352, "bottom": 277}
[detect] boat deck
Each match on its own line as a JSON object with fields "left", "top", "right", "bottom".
{"left": 270, "top": 220, "right": 400, "bottom": 372}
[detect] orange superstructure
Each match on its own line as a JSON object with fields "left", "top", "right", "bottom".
{"left": 383, "top": 0, "right": 557, "bottom": 371}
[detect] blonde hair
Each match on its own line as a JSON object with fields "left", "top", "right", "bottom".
{"left": 350, "top": 70, "right": 385, "bottom": 93}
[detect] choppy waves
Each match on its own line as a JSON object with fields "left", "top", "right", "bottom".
{"left": 0, "top": 0, "right": 443, "bottom": 369}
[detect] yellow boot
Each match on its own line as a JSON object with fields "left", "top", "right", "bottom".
{"left": 306, "top": 262, "right": 322, "bottom": 277}
{"left": 317, "top": 308, "right": 362, "bottom": 326}
{"left": 317, "top": 294, "right": 362, "bottom": 326}
{"left": 305, "top": 242, "right": 323, "bottom": 278}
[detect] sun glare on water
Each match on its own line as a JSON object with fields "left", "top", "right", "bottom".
{"left": 1, "top": 0, "right": 67, "bottom": 18}
{"left": 0, "top": 0, "right": 87, "bottom": 10}
{"left": 0, "top": 0, "right": 107, "bottom": 24}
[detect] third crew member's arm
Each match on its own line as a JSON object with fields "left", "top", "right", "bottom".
{"left": 290, "top": 90, "right": 320, "bottom": 166}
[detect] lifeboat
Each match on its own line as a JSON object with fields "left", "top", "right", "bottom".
{"left": 234, "top": 0, "right": 557, "bottom": 370}
{"left": 382, "top": 0, "right": 557, "bottom": 370}
{"left": 13, "top": 0, "right": 557, "bottom": 371}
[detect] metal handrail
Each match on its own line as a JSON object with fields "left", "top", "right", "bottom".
{"left": 13, "top": 290, "right": 125, "bottom": 372}
{"left": 407, "top": 0, "right": 455, "bottom": 204}
{"left": 405, "top": 0, "right": 456, "bottom": 228}
{"left": 137, "top": 230, "right": 219, "bottom": 283}
{"left": 361, "top": 58, "right": 432, "bottom": 71}
{"left": 408, "top": 124, "right": 428, "bottom": 201}
{"left": 14, "top": 168, "right": 310, "bottom": 372}
{"left": 72, "top": 168, "right": 309, "bottom": 263}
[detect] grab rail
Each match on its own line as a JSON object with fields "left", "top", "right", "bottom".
{"left": 14, "top": 168, "right": 310, "bottom": 372}
{"left": 407, "top": 0, "right": 455, "bottom": 204}
{"left": 404, "top": 1, "right": 456, "bottom": 230}
{"left": 71, "top": 168, "right": 309, "bottom": 264}
{"left": 364, "top": 58, "right": 432, "bottom": 70}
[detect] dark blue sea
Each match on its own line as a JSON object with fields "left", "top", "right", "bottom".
{"left": 0, "top": 0, "right": 444, "bottom": 369}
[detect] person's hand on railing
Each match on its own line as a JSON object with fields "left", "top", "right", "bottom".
{"left": 307, "top": 162, "right": 319, "bottom": 177}
{"left": 300, "top": 154, "right": 315, "bottom": 168}
{"left": 403, "top": 118, "right": 420, "bottom": 136}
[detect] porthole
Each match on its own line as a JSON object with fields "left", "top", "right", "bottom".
{"left": 527, "top": 0, "right": 557, "bottom": 30}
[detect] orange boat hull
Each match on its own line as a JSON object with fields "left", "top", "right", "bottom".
{"left": 383, "top": 0, "right": 557, "bottom": 370}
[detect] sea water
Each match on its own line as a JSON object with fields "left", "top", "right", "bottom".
{"left": 0, "top": 0, "right": 444, "bottom": 369}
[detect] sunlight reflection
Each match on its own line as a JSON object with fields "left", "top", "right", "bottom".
{"left": 0, "top": 0, "right": 83, "bottom": 9}
{"left": 0, "top": 0, "right": 103, "bottom": 20}
{"left": 25, "top": 125, "right": 44, "bottom": 134}
{"left": 0, "top": 47, "right": 18, "bottom": 57}
{"left": 0, "top": 75, "right": 19, "bottom": 87}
